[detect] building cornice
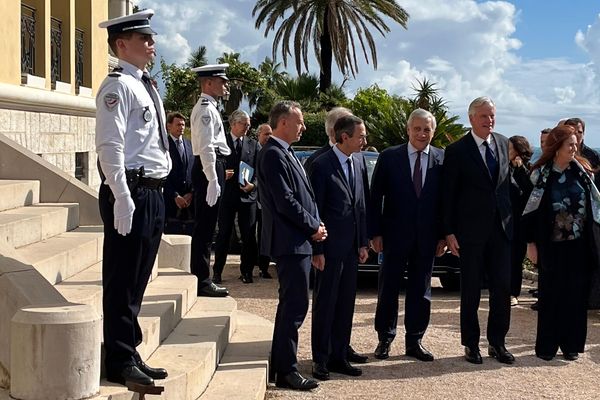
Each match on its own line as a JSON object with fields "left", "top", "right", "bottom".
{"left": 0, "top": 82, "right": 95, "bottom": 117}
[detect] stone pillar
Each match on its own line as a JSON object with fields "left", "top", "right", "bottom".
{"left": 108, "top": 0, "right": 127, "bottom": 19}
{"left": 10, "top": 303, "right": 101, "bottom": 400}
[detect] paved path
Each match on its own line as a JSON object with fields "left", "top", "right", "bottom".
{"left": 220, "top": 258, "right": 600, "bottom": 399}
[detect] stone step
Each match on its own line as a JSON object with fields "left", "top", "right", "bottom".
{"left": 199, "top": 310, "right": 272, "bottom": 400}
{"left": 0, "top": 180, "right": 39, "bottom": 212}
{"left": 97, "top": 297, "right": 237, "bottom": 400}
{"left": 0, "top": 203, "right": 79, "bottom": 248}
{"left": 14, "top": 228, "right": 103, "bottom": 285}
{"left": 56, "top": 266, "right": 198, "bottom": 364}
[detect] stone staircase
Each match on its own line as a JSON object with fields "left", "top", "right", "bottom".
{"left": 0, "top": 179, "right": 271, "bottom": 399}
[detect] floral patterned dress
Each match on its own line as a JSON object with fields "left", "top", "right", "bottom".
{"left": 549, "top": 165, "right": 586, "bottom": 242}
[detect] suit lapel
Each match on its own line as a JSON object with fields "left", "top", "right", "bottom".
{"left": 396, "top": 144, "right": 417, "bottom": 197}
{"left": 493, "top": 132, "right": 508, "bottom": 189}
{"left": 270, "top": 139, "right": 314, "bottom": 197}
{"left": 465, "top": 132, "right": 494, "bottom": 185}
{"left": 328, "top": 150, "right": 354, "bottom": 199}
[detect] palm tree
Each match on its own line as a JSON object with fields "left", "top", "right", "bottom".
{"left": 187, "top": 45, "right": 208, "bottom": 68}
{"left": 252, "top": 0, "right": 409, "bottom": 92}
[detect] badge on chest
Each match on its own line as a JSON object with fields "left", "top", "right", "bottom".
{"left": 143, "top": 106, "right": 152, "bottom": 122}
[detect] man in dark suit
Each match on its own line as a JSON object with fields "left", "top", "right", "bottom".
{"left": 443, "top": 96, "right": 514, "bottom": 365}
{"left": 212, "top": 110, "right": 260, "bottom": 284}
{"left": 257, "top": 101, "right": 327, "bottom": 391}
{"left": 370, "top": 109, "right": 445, "bottom": 362}
{"left": 303, "top": 107, "right": 351, "bottom": 174}
{"left": 309, "top": 115, "right": 370, "bottom": 380}
{"left": 163, "top": 112, "right": 195, "bottom": 234}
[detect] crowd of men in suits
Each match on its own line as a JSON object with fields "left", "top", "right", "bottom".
{"left": 161, "top": 74, "right": 528, "bottom": 390}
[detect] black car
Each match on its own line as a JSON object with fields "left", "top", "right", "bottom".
{"left": 296, "top": 148, "right": 461, "bottom": 291}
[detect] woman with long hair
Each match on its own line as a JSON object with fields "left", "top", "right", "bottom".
{"left": 523, "top": 125, "right": 600, "bottom": 361}
{"left": 508, "top": 136, "right": 533, "bottom": 306}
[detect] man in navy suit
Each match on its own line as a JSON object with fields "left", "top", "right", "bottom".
{"left": 212, "top": 110, "right": 260, "bottom": 284}
{"left": 303, "top": 107, "right": 351, "bottom": 174}
{"left": 370, "top": 109, "right": 446, "bottom": 362}
{"left": 309, "top": 115, "right": 370, "bottom": 380}
{"left": 163, "top": 112, "right": 194, "bottom": 234}
{"left": 257, "top": 101, "right": 327, "bottom": 391}
{"left": 443, "top": 97, "right": 514, "bottom": 365}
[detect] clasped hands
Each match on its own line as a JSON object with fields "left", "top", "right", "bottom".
{"left": 175, "top": 193, "right": 193, "bottom": 209}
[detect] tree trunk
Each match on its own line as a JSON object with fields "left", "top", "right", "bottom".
{"left": 319, "top": 8, "right": 332, "bottom": 93}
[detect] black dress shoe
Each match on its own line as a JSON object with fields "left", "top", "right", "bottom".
{"left": 465, "top": 346, "right": 483, "bottom": 364}
{"left": 536, "top": 353, "right": 554, "bottom": 361}
{"left": 488, "top": 345, "right": 515, "bottom": 364}
{"left": 212, "top": 273, "right": 222, "bottom": 284}
{"left": 137, "top": 360, "right": 168, "bottom": 380}
{"left": 327, "top": 360, "right": 362, "bottom": 376}
{"left": 563, "top": 352, "right": 579, "bottom": 361}
{"left": 106, "top": 365, "right": 154, "bottom": 386}
{"left": 259, "top": 270, "right": 273, "bottom": 279}
{"left": 374, "top": 339, "right": 392, "bottom": 360}
{"left": 406, "top": 341, "right": 434, "bottom": 362}
{"left": 531, "top": 301, "right": 539, "bottom": 311}
{"left": 239, "top": 273, "right": 253, "bottom": 283}
{"left": 312, "top": 362, "right": 330, "bottom": 380}
{"left": 347, "top": 346, "right": 368, "bottom": 364}
{"left": 198, "top": 282, "right": 229, "bottom": 297}
{"left": 275, "top": 371, "right": 319, "bottom": 391}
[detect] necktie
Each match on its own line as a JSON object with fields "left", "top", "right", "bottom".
{"left": 413, "top": 151, "right": 422, "bottom": 198}
{"left": 346, "top": 158, "right": 355, "bottom": 194}
{"left": 176, "top": 138, "right": 186, "bottom": 166}
{"left": 235, "top": 138, "right": 242, "bottom": 156}
{"left": 483, "top": 141, "right": 499, "bottom": 182}
{"left": 141, "top": 72, "right": 168, "bottom": 150}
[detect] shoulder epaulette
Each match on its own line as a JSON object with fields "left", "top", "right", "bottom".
{"left": 108, "top": 67, "right": 123, "bottom": 77}
{"left": 201, "top": 99, "right": 210, "bottom": 105}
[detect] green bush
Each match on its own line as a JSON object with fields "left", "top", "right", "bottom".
{"left": 297, "top": 111, "right": 327, "bottom": 147}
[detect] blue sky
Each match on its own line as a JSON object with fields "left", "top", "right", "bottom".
{"left": 136, "top": 0, "right": 600, "bottom": 148}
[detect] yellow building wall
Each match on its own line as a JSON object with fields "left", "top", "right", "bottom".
{"left": 0, "top": 0, "right": 107, "bottom": 94}
{"left": 91, "top": 0, "right": 108, "bottom": 96}
{"left": 0, "top": 1, "right": 25, "bottom": 84}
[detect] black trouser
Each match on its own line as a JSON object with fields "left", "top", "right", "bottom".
{"left": 537, "top": 238, "right": 590, "bottom": 356}
{"left": 190, "top": 156, "right": 225, "bottom": 290}
{"left": 271, "top": 254, "right": 311, "bottom": 376}
{"left": 256, "top": 208, "right": 271, "bottom": 272}
{"left": 213, "top": 199, "right": 258, "bottom": 276}
{"left": 459, "top": 222, "right": 511, "bottom": 348}
{"left": 510, "top": 239, "right": 527, "bottom": 297}
{"left": 311, "top": 251, "right": 358, "bottom": 364}
{"left": 374, "top": 245, "right": 434, "bottom": 345}
{"left": 99, "top": 183, "right": 164, "bottom": 373}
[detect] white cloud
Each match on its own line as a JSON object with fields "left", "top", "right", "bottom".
{"left": 135, "top": 0, "right": 600, "bottom": 147}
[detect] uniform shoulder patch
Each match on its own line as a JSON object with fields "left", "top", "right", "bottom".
{"left": 103, "top": 92, "right": 120, "bottom": 110}
{"left": 201, "top": 114, "right": 212, "bottom": 126}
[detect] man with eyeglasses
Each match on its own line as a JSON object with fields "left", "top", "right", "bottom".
{"left": 212, "top": 110, "right": 261, "bottom": 283}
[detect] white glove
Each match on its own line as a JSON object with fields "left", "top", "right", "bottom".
{"left": 206, "top": 179, "right": 221, "bottom": 207}
{"left": 113, "top": 195, "right": 135, "bottom": 236}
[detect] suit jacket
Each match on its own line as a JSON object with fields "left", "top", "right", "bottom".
{"left": 257, "top": 137, "right": 320, "bottom": 258}
{"left": 222, "top": 134, "right": 260, "bottom": 204}
{"left": 369, "top": 144, "right": 444, "bottom": 256}
{"left": 443, "top": 132, "right": 513, "bottom": 244}
{"left": 310, "top": 149, "right": 369, "bottom": 259}
{"left": 303, "top": 143, "right": 331, "bottom": 175}
{"left": 164, "top": 135, "right": 194, "bottom": 219}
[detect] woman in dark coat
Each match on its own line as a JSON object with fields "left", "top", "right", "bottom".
{"left": 508, "top": 136, "right": 534, "bottom": 305}
{"left": 523, "top": 125, "right": 600, "bottom": 361}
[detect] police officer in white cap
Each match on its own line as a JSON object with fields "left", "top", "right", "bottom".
{"left": 189, "top": 64, "right": 231, "bottom": 297}
{"left": 96, "top": 8, "right": 170, "bottom": 386}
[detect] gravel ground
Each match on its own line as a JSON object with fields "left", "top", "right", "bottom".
{"left": 220, "top": 257, "right": 600, "bottom": 400}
